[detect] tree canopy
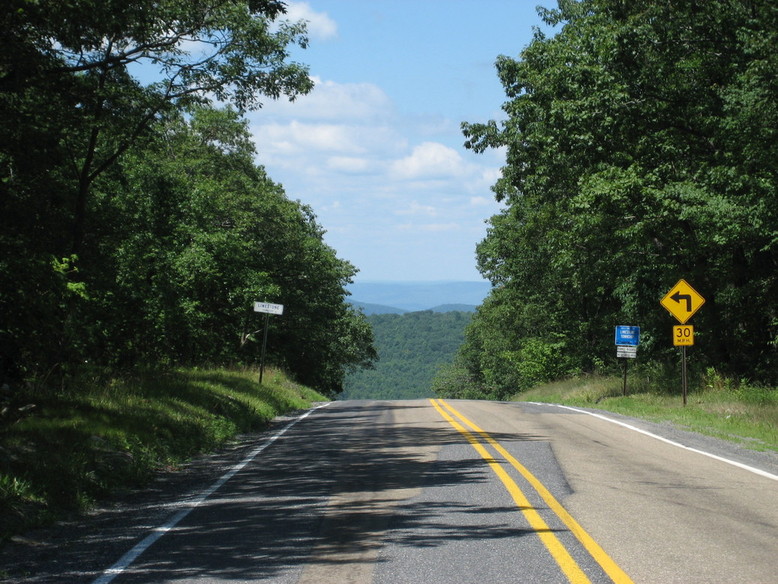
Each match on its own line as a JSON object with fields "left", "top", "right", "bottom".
{"left": 455, "top": 0, "right": 778, "bottom": 398}
{"left": 1, "top": 1, "right": 375, "bottom": 395}
{"left": 342, "top": 310, "right": 471, "bottom": 400}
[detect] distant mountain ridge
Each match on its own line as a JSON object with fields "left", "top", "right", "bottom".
{"left": 431, "top": 304, "right": 477, "bottom": 313}
{"left": 350, "top": 301, "right": 407, "bottom": 315}
{"left": 347, "top": 281, "right": 490, "bottom": 313}
{"left": 350, "top": 301, "right": 479, "bottom": 315}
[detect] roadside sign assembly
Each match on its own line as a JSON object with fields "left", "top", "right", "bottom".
{"left": 615, "top": 325, "right": 640, "bottom": 359}
{"left": 253, "top": 301, "right": 284, "bottom": 384}
{"left": 660, "top": 280, "right": 705, "bottom": 405}
{"left": 614, "top": 325, "right": 640, "bottom": 395}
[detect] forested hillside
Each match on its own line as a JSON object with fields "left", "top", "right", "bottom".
{"left": 0, "top": 1, "right": 376, "bottom": 396}
{"left": 437, "top": 0, "right": 778, "bottom": 400}
{"left": 341, "top": 311, "right": 471, "bottom": 400}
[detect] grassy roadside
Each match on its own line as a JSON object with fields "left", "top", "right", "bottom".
{"left": 0, "top": 367, "right": 327, "bottom": 542}
{"left": 515, "top": 372, "right": 778, "bottom": 453}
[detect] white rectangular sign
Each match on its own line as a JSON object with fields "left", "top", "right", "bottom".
{"left": 616, "top": 345, "right": 637, "bottom": 359}
{"left": 254, "top": 302, "right": 284, "bottom": 315}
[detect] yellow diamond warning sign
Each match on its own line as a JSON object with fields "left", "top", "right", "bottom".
{"left": 661, "top": 279, "right": 705, "bottom": 324}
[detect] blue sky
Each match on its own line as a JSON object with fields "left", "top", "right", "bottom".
{"left": 247, "top": 1, "right": 554, "bottom": 282}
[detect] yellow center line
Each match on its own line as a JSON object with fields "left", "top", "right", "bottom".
{"left": 435, "top": 399, "right": 635, "bottom": 584}
{"left": 429, "top": 399, "right": 592, "bottom": 584}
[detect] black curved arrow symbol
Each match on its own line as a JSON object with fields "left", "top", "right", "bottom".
{"left": 671, "top": 291, "right": 692, "bottom": 312}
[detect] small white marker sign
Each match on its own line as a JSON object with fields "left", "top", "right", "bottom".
{"left": 254, "top": 302, "right": 284, "bottom": 315}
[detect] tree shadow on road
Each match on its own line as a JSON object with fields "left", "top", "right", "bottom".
{"left": 0, "top": 400, "right": 561, "bottom": 583}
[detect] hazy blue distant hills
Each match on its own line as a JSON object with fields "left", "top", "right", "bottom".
{"left": 431, "top": 304, "right": 477, "bottom": 313}
{"left": 347, "top": 281, "right": 490, "bottom": 313}
{"left": 351, "top": 301, "right": 479, "bottom": 315}
{"left": 351, "top": 301, "right": 407, "bottom": 315}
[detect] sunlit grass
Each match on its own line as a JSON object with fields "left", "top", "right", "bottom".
{"left": 515, "top": 373, "right": 778, "bottom": 452}
{"left": 0, "top": 367, "right": 326, "bottom": 540}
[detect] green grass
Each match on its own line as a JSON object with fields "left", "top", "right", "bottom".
{"left": 516, "top": 371, "right": 778, "bottom": 453}
{"left": 0, "top": 367, "right": 327, "bottom": 541}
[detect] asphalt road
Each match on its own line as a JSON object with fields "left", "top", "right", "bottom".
{"left": 3, "top": 399, "right": 777, "bottom": 583}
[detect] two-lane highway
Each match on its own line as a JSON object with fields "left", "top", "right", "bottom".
{"left": 6, "top": 399, "right": 777, "bottom": 583}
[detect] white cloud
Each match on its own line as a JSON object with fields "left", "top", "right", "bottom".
{"left": 254, "top": 121, "right": 367, "bottom": 155}
{"left": 389, "top": 142, "right": 467, "bottom": 180}
{"left": 326, "top": 156, "right": 373, "bottom": 174}
{"left": 397, "top": 222, "right": 460, "bottom": 232}
{"left": 258, "top": 77, "right": 393, "bottom": 121}
{"left": 481, "top": 166, "right": 503, "bottom": 184}
{"left": 284, "top": 2, "right": 338, "bottom": 40}
{"left": 246, "top": 70, "right": 502, "bottom": 282}
{"left": 396, "top": 201, "right": 437, "bottom": 217}
{"left": 249, "top": 79, "right": 404, "bottom": 169}
{"left": 252, "top": 120, "right": 408, "bottom": 179}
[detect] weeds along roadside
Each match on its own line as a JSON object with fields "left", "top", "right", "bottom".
{"left": 515, "top": 367, "right": 778, "bottom": 453}
{"left": 0, "top": 367, "right": 327, "bottom": 542}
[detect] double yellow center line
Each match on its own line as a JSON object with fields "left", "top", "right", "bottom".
{"left": 430, "top": 399, "right": 634, "bottom": 584}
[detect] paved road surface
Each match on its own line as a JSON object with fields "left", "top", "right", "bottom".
{"left": 3, "top": 399, "right": 777, "bottom": 583}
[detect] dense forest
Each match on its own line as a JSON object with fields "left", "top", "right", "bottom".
{"left": 341, "top": 311, "right": 471, "bottom": 400}
{"left": 0, "top": 1, "right": 376, "bottom": 396}
{"left": 436, "top": 0, "right": 778, "bottom": 400}
{"left": 3, "top": 0, "right": 776, "bottom": 405}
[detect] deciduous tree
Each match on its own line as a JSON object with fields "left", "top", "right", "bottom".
{"left": 458, "top": 0, "right": 778, "bottom": 392}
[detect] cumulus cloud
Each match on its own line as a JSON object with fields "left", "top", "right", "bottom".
{"left": 251, "top": 120, "right": 410, "bottom": 173}
{"left": 254, "top": 121, "right": 367, "bottom": 155}
{"left": 254, "top": 77, "right": 393, "bottom": 121}
{"left": 246, "top": 69, "right": 501, "bottom": 281}
{"left": 294, "top": 78, "right": 393, "bottom": 120}
{"left": 284, "top": 2, "right": 338, "bottom": 40}
{"left": 326, "top": 156, "right": 374, "bottom": 174}
{"left": 396, "top": 201, "right": 437, "bottom": 217}
{"left": 469, "top": 196, "right": 492, "bottom": 206}
{"left": 389, "top": 142, "right": 467, "bottom": 180}
{"left": 397, "top": 222, "right": 460, "bottom": 232}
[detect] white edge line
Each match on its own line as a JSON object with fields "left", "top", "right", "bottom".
{"left": 528, "top": 402, "right": 778, "bottom": 482}
{"left": 91, "top": 402, "right": 331, "bottom": 584}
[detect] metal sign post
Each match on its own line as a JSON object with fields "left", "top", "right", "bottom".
{"left": 615, "top": 326, "right": 640, "bottom": 396}
{"left": 673, "top": 325, "right": 694, "bottom": 406}
{"left": 681, "top": 346, "right": 688, "bottom": 406}
{"left": 253, "top": 302, "right": 284, "bottom": 385}
{"left": 622, "top": 357, "right": 629, "bottom": 397}
{"left": 259, "top": 312, "right": 270, "bottom": 385}
{"left": 661, "top": 280, "right": 704, "bottom": 406}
